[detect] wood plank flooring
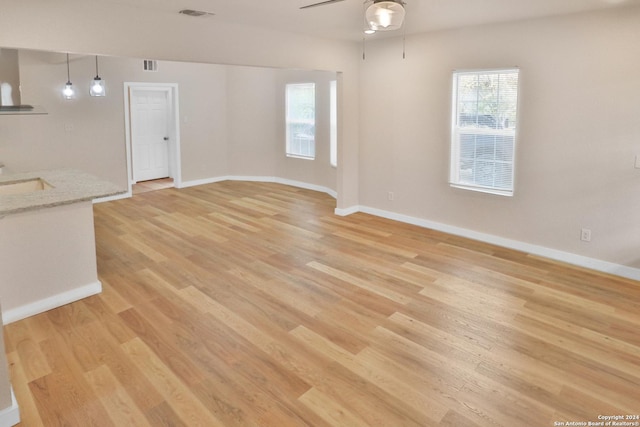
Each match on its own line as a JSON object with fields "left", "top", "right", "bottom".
{"left": 132, "top": 178, "right": 174, "bottom": 195}
{"left": 4, "top": 181, "right": 640, "bottom": 426}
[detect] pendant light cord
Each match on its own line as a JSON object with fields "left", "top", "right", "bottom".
{"left": 363, "top": 36, "right": 366, "bottom": 60}
{"left": 362, "top": 1, "right": 367, "bottom": 60}
{"left": 402, "top": 3, "right": 407, "bottom": 59}
{"left": 402, "top": 30, "right": 406, "bottom": 59}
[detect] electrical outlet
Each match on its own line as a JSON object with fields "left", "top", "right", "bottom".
{"left": 388, "top": 192, "right": 394, "bottom": 201}
{"left": 581, "top": 228, "right": 592, "bottom": 242}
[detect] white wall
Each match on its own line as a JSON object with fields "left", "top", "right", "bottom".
{"left": 0, "top": 52, "right": 129, "bottom": 186}
{"left": 1, "top": 52, "right": 338, "bottom": 192}
{"left": 359, "top": 6, "right": 640, "bottom": 269}
{"left": 226, "top": 66, "right": 279, "bottom": 177}
{"left": 225, "top": 65, "right": 337, "bottom": 192}
{"left": 0, "top": 52, "right": 231, "bottom": 189}
{"left": 0, "top": 0, "right": 361, "bottom": 209}
{"left": 0, "top": 202, "right": 100, "bottom": 319}
{"left": 275, "top": 69, "right": 337, "bottom": 191}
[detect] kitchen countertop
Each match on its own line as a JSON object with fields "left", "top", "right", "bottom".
{"left": 0, "top": 169, "right": 126, "bottom": 216}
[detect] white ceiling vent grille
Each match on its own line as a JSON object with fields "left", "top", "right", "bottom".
{"left": 179, "top": 9, "right": 215, "bottom": 17}
{"left": 143, "top": 60, "right": 158, "bottom": 72}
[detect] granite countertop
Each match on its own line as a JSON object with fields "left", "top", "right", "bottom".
{"left": 0, "top": 169, "right": 126, "bottom": 216}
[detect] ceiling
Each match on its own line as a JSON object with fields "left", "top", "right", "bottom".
{"left": 98, "top": 0, "right": 639, "bottom": 41}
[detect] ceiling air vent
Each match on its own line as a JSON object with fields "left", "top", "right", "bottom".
{"left": 143, "top": 60, "right": 158, "bottom": 72}
{"left": 179, "top": 9, "right": 215, "bottom": 17}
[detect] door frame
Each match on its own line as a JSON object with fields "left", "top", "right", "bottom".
{"left": 123, "top": 82, "right": 182, "bottom": 194}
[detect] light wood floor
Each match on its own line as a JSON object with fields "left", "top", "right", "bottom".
{"left": 132, "top": 178, "right": 174, "bottom": 195}
{"left": 4, "top": 181, "right": 640, "bottom": 426}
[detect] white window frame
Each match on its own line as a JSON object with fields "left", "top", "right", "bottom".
{"left": 449, "top": 68, "right": 520, "bottom": 197}
{"left": 286, "top": 83, "right": 316, "bottom": 160}
{"left": 330, "top": 80, "right": 338, "bottom": 167}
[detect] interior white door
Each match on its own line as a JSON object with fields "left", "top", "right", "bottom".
{"left": 131, "top": 89, "right": 170, "bottom": 182}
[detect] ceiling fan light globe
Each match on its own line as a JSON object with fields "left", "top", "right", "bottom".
{"left": 365, "top": 1, "right": 405, "bottom": 31}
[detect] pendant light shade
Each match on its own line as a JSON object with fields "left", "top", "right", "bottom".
{"left": 90, "top": 78, "right": 105, "bottom": 96}
{"left": 90, "top": 56, "right": 106, "bottom": 97}
{"left": 366, "top": 0, "right": 405, "bottom": 32}
{"left": 63, "top": 82, "right": 74, "bottom": 99}
{"left": 63, "top": 53, "right": 75, "bottom": 99}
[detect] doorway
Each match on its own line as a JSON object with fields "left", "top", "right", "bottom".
{"left": 124, "top": 83, "right": 181, "bottom": 195}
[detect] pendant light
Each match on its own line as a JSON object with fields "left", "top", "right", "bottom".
{"left": 62, "top": 53, "right": 75, "bottom": 99}
{"left": 366, "top": 0, "right": 406, "bottom": 32}
{"left": 90, "top": 56, "right": 106, "bottom": 97}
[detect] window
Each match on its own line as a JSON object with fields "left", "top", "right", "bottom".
{"left": 450, "top": 68, "right": 519, "bottom": 196}
{"left": 286, "top": 83, "right": 316, "bottom": 159}
{"left": 330, "top": 80, "right": 338, "bottom": 167}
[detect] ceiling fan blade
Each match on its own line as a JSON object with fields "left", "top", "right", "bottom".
{"left": 300, "top": 0, "right": 346, "bottom": 9}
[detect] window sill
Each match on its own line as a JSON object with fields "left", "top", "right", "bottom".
{"left": 286, "top": 154, "right": 315, "bottom": 161}
{"left": 450, "top": 183, "right": 513, "bottom": 197}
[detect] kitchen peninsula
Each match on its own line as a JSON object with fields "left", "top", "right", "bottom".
{"left": 0, "top": 169, "right": 124, "bottom": 324}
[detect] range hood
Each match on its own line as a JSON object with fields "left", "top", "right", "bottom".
{"left": 0, "top": 48, "right": 46, "bottom": 115}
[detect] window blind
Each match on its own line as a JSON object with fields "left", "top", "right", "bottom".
{"left": 450, "top": 68, "right": 520, "bottom": 196}
{"left": 286, "top": 83, "right": 316, "bottom": 159}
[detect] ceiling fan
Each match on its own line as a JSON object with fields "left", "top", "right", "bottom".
{"left": 301, "top": 0, "right": 407, "bottom": 33}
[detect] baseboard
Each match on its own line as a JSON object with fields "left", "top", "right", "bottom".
{"left": 2, "top": 281, "right": 102, "bottom": 325}
{"left": 0, "top": 388, "right": 20, "bottom": 427}
{"left": 178, "top": 176, "right": 230, "bottom": 189}
{"left": 334, "top": 205, "right": 361, "bottom": 216}
{"left": 352, "top": 205, "right": 640, "bottom": 282}
{"left": 180, "top": 176, "right": 337, "bottom": 199}
{"left": 270, "top": 177, "right": 337, "bottom": 199}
